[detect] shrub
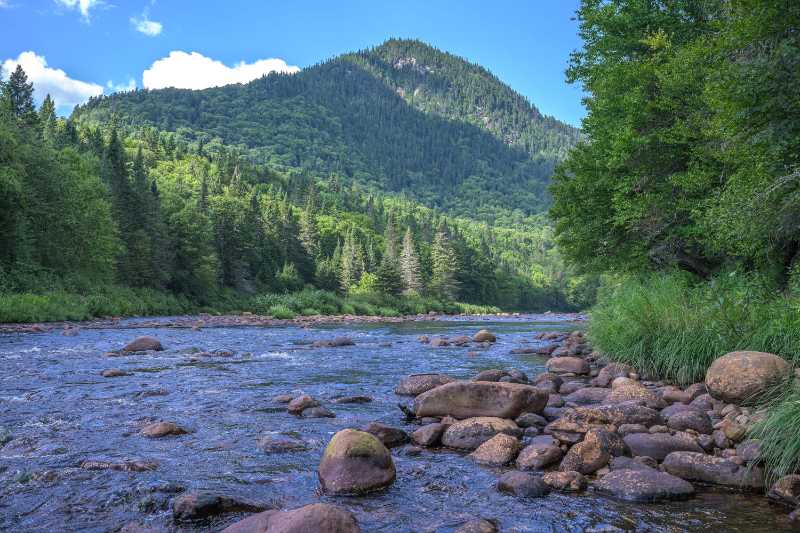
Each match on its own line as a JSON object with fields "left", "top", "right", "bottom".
{"left": 268, "top": 304, "right": 296, "bottom": 319}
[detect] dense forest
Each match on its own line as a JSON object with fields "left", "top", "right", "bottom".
{"left": 550, "top": 0, "right": 800, "bottom": 480}
{"left": 73, "top": 40, "right": 580, "bottom": 224}
{"left": 0, "top": 59, "right": 593, "bottom": 322}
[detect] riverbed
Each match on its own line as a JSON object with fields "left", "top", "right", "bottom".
{"left": 0, "top": 315, "right": 793, "bottom": 532}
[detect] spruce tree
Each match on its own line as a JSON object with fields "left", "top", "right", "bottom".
{"left": 399, "top": 228, "right": 423, "bottom": 295}
{"left": 3, "top": 65, "right": 36, "bottom": 120}
{"left": 39, "top": 94, "right": 57, "bottom": 142}
{"left": 430, "top": 221, "right": 460, "bottom": 301}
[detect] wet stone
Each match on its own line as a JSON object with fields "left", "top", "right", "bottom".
{"left": 497, "top": 471, "right": 551, "bottom": 498}
{"left": 140, "top": 422, "right": 188, "bottom": 438}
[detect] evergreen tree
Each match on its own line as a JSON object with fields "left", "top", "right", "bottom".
{"left": 39, "top": 94, "right": 57, "bottom": 142}
{"left": 430, "top": 221, "right": 460, "bottom": 300}
{"left": 3, "top": 65, "right": 36, "bottom": 120}
{"left": 399, "top": 228, "right": 423, "bottom": 295}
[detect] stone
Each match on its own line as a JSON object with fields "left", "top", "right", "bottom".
{"left": 769, "top": 475, "right": 800, "bottom": 506}
{"left": 667, "top": 410, "right": 713, "bottom": 434}
{"left": 413, "top": 381, "right": 548, "bottom": 419}
{"left": 256, "top": 435, "right": 308, "bottom": 454}
{"left": 565, "top": 387, "right": 610, "bottom": 405}
{"left": 559, "top": 429, "right": 622, "bottom": 475}
{"left": 318, "top": 429, "right": 396, "bottom": 495}
{"left": 543, "top": 470, "right": 587, "bottom": 492}
{"left": 363, "top": 422, "right": 409, "bottom": 448}
{"left": 122, "top": 336, "right": 163, "bottom": 353}
{"left": 441, "top": 417, "right": 521, "bottom": 450}
{"left": 101, "top": 369, "right": 131, "bottom": 377}
{"left": 455, "top": 519, "right": 498, "bottom": 533}
{"left": 546, "top": 404, "right": 661, "bottom": 439}
{"left": 173, "top": 491, "right": 266, "bottom": 521}
{"left": 623, "top": 433, "right": 703, "bottom": 461}
{"left": 608, "top": 456, "right": 657, "bottom": 472}
{"left": 412, "top": 423, "right": 445, "bottom": 447}
{"left": 546, "top": 394, "right": 565, "bottom": 407}
{"left": 451, "top": 335, "right": 473, "bottom": 346}
{"left": 303, "top": 406, "right": 335, "bottom": 418}
{"left": 607, "top": 383, "right": 665, "bottom": 409}
{"left": 618, "top": 424, "right": 648, "bottom": 436}
{"left": 220, "top": 503, "right": 361, "bottom": 533}
{"left": 690, "top": 394, "right": 717, "bottom": 412}
{"left": 311, "top": 337, "right": 355, "bottom": 348}
{"left": 516, "top": 413, "right": 547, "bottom": 428}
{"left": 592, "top": 363, "right": 635, "bottom": 388}
{"left": 533, "top": 373, "right": 563, "bottom": 393}
{"left": 394, "top": 373, "right": 454, "bottom": 396}
{"left": 705, "top": 351, "right": 790, "bottom": 404}
{"left": 473, "top": 329, "right": 497, "bottom": 343}
{"left": 547, "top": 356, "right": 590, "bottom": 375}
{"left": 559, "top": 381, "right": 588, "bottom": 395}
{"left": 469, "top": 433, "right": 521, "bottom": 465}
{"left": 473, "top": 369, "right": 509, "bottom": 382}
{"left": 272, "top": 394, "right": 295, "bottom": 403}
{"left": 516, "top": 440, "right": 562, "bottom": 470}
{"left": 333, "top": 395, "right": 373, "bottom": 404}
{"left": 141, "top": 422, "right": 187, "bottom": 438}
{"left": 660, "top": 403, "right": 702, "bottom": 419}
{"left": 662, "top": 451, "right": 765, "bottom": 489}
{"left": 736, "top": 439, "right": 762, "bottom": 463}
{"left": 496, "top": 471, "right": 551, "bottom": 498}
{"left": 79, "top": 459, "right": 158, "bottom": 472}
{"left": 594, "top": 469, "right": 695, "bottom": 502}
{"left": 430, "top": 337, "right": 450, "bottom": 347}
{"left": 287, "top": 395, "right": 319, "bottom": 415}
{"left": 720, "top": 419, "right": 747, "bottom": 442}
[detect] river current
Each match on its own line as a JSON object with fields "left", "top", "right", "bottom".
{"left": 0, "top": 315, "right": 793, "bottom": 532}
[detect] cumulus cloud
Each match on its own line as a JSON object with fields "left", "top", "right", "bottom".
{"left": 142, "top": 51, "right": 300, "bottom": 90}
{"left": 131, "top": 14, "right": 162, "bottom": 36}
{"left": 106, "top": 77, "right": 136, "bottom": 93}
{"left": 1, "top": 51, "right": 103, "bottom": 112}
{"left": 54, "top": 0, "right": 102, "bottom": 20}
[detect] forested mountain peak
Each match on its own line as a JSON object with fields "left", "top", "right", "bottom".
{"left": 73, "top": 39, "right": 579, "bottom": 222}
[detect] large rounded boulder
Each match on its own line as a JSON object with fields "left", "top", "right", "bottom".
{"left": 221, "top": 503, "right": 361, "bottom": 533}
{"left": 705, "top": 351, "right": 790, "bottom": 404}
{"left": 413, "top": 381, "right": 548, "bottom": 419}
{"left": 318, "top": 429, "right": 395, "bottom": 495}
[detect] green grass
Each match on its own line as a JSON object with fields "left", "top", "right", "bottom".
{"left": 748, "top": 382, "right": 800, "bottom": 484}
{"left": 0, "top": 285, "right": 502, "bottom": 324}
{"left": 589, "top": 272, "right": 800, "bottom": 385}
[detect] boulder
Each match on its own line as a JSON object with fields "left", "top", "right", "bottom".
{"left": 413, "top": 381, "right": 548, "bottom": 419}
{"left": 705, "top": 351, "right": 790, "bottom": 404}
{"left": 442, "top": 417, "right": 520, "bottom": 450}
{"left": 473, "top": 329, "right": 497, "bottom": 343}
{"left": 141, "top": 422, "right": 187, "bottom": 438}
{"left": 256, "top": 435, "right": 308, "bottom": 454}
{"left": 559, "top": 381, "right": 587, "bottom": 395}
{"left": 606, "top": 383, "right": 665, "bottom": 409}
{"left": 363, "top": 422, "right": 409, "bottom": 448}
{"left": 769, "top": 475, "right": 800, "bottom": 506}
{"left": 623, "top": 433, "right": 703, "bottom": 462}
{"left": 303, "top": 406, "right": 335, "bottom": 418}
{"left": 318, "top": 429, "right": 395, "bottom": 495}
{"left": 736, "top": 439, "right": 762, "bottom": 463}
{"left": 411, "top": 423, "right": 444, "bottom": 447}
{"left": 565, "top": 387, "right": 610, "bottom": 405}
{"left": 515, "top": 413, "right": 547, "bottom": 428}
{"left": 592, "top": 363, "right": 635, "bottom": 387}
{"left": 122, "top": 336, "right": 163, "bottom": 353}
{"left": 394, "top": 374, "right": 454, "bottom": 396}
{"left": 221, "top": 503, "right": 360, "bottom": 533}
{"left": 173, "top": 491, "right": 265, "bottom": 521}
{"left": 287, "top": 395, "right": 319, "bottom": 415}
{"left": 532, "top": 373, "right": 563, "bottom": 393}
{"left": 594, "top": 469, "right": 695, "bottom": 503}
{"left": 559, "top": 429, "right": 622, "bottom": 475}
{"left": 516, "top": 439, "right": 563, "bottom": 470}
{"left": 608, "top": 456, "right": 658, "bottom": 472}
{"left": 473, "top": 369, "right": 509, "bottom": 382}
{"left": 662, "top": 451, "right": 765, "bottom": 489}
{"left": 546, "top": 357, "right": 590, "bottom": 375}
{"left": 660, "top": 403, "right": 702, "bottom": 419}
{"left": 469, "top": 433, "right": 521, "bottom": 465}
{"left": 496, "top": 471, "right": 550, "bottom": 498}
{"left": 666, "top": 410, "right": 713, "bottom": 434}
{"left": 546, "top": 404, "right": 661, "bottom": 438}
{"left": 543, "top": 470, "right": 587, "bottom": 492}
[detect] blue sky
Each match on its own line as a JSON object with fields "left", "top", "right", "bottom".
{"left": 0, "top": 0, "right": 586, "bottom": 125}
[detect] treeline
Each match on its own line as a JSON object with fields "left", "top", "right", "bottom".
{"left": 0, "top": 65, "right": 591, "bottom": 322}
{"left": 72, "top": 39, "right": 579, "bottom": 225}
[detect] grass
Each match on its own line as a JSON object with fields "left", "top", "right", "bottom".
{"left": 0, "top": 285, "right": 502, "bottom": 324}
{"left": 589, "top": 272, "right": 800, "bottom": 385}
{"left": 749, "top": 383, "right": 800, "bottom": 484}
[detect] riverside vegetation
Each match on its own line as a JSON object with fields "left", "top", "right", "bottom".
{"left": 548, "top": 0, "right": 800, "bottom": 516}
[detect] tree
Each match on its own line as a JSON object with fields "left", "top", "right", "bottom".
{"left": 399, "top": 228, "right": 422, "bottom": 295}
{"left": 430, "top": 221, "right": 460, "bottom": 300}
{"left": 3, "top": 65, "right": 36, "bottom": 120}
{"left": 39, "top": 94, "right": 57, "bottom": 142}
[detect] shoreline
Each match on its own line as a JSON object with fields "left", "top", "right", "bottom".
{"left": 0, "top": 311, "right": 586, "bottom": 335}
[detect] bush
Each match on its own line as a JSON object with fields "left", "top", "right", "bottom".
{"left": 268, "top": 304, "right": 295, "bottom": 319}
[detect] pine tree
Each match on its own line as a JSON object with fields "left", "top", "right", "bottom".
{"left": 430, "top": 221, "right": 460, "bottom": 301}
{"left": 299, "top": 208, "right": 319, "bottom": 259}
{"left": 3, "top": 65, "right": 36, "bottom": 120}
{"left": 399, "top": 228, "right": 423, "bottom": 295}
{"left": 39, "top": 94, "right": 57, "bottom": 142}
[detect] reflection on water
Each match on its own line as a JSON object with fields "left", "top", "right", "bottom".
{"left": 0, "top": 316, "right": 792, "bottom": 532}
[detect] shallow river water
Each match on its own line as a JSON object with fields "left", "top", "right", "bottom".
{"left": 0, "top": 315, "right": 794, "bottom": 532}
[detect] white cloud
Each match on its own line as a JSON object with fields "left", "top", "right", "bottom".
{"left": 1, "top": 51, "right": 103, "bottom": 111}
{"left": 54, "top": 0, "right": 102, "bottom": 20}
{"left": 131, "top": 14, "right": 162, "bottom": 36}
{"left": 106, "top": 77, "right": 136, "bottom": 93}
{"left": 142, "top": 51, "right": 300, "bottom": 90}
{"left": 0, "top": 1, "right": 9, "bottom": 8}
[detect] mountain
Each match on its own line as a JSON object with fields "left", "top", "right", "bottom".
{"left": 73, "top": 39, "right": 579, "bottom": 222}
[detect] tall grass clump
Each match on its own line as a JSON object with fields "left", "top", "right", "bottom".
{"left": 589, "top": 272, "right": 800, "bottom": 385}
{"left": 749, "top": 382, "right": 800, "bottom": 484}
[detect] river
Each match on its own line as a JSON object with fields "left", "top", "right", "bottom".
{"left": 0, "top": 315, "right": 792, "bottom": 532}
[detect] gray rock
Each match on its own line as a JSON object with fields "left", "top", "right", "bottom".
{"left": 662, "top": 451, "right": 765, "bottom": 489}
{"left": 594, "top": 469, "right": 695, "bottom": 502}
{"left": 497, "top": 471, "right": 551, "bottom": 498}
{"left": 623, "top": 432, "right": 703, "bottom": 461}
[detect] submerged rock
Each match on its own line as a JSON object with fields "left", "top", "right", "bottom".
{"left": 173, "top": 491, "right": 266, "bottom": 521}
{"left": 594, "top": 469, "right": 695, "bottom": 502}
{"left": 413, "top": 381, "right": 548, "bottom": 419}
{"left": 334, "top": 395, "right": 373, "bottom": 404}
{"left": 101, "top": 368, "right": 131, "bottom": 377}
{"left": 122, "top": 336, "right": 164, "bottom": 353}
{"left": 454, "top": 519, "right": 498, "bottom": 533}
{"left": 221, "top": 503, "right": 361, "bottom": 533}
{"left": 497, "top": 471, "right": 550, "bottom": 498}
{"left": 394, "top": 373, "right": 454, "bottom": 396}
{"left": 141, "top": 422, "right": 188, "bottom": 438}
{"left": 287, "top": 395, "right": 319, "bottom": 415}
{"left": 256, "top": 435, "right": 308, "bottom": 454}
{"left": 79, "top": 459, "right": 157, "bottom": 472}
{"left": 705, "top": 351, "right": 790, "bottom": 404}
{"left": 318, "top": 429, "right": 395, "bottom": 495}
{"left": 311, "top": 337, "right": 355, "bottom": 348}
{"left": 473, "top": 329, "right": 497, "bottom": 343}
